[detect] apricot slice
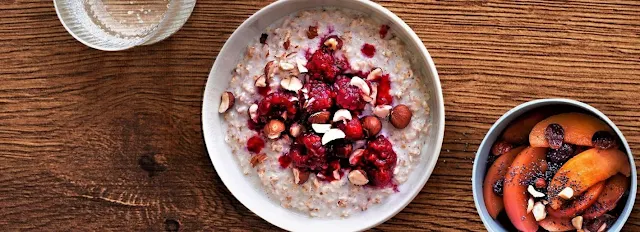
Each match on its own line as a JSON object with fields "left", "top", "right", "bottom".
{"left": 529, "top": 113, "right": 614, "bottom": 148}
{"left": 538, "top": 216, "right": 574, "bottom": 232}
{"left": 548, "top": 148, "right": 630, "bottom": 210}
{"left": 583, "top": 174, "right": 629, "bottom": 219}
{"left": 483, "top": 146, "right": 526, "bottom": 219}
{"left": 502, "top": 110, "right": 549, "bottom": 144}
{"left": 547, "top": 181, "right": 605, "bottom": 218}
{"left": 503, "top": 147, "right": 548, "bottom": 232}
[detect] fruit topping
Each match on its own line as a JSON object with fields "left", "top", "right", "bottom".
{"left": 538, "top": 216, "right": 574, "bottom": 232}
{"left": 583, "top": 174, "right": 629, "bottom": 219}
{"left": 338, "top": 119, "right": 364, "bottom": 140}
{"left": 257, "top": 92, "right": 297, "bottom": 123}
{"left": 374, "top": 73, "right": 393, "bottom": 105}
{"left": 483, "top": 146, "right": 525, "bottom": 219}
{"left": 331, "top": 142, "right": 352, "bottom": 158}
{"left": 545, "top": 123, "right": 565, "bottom": 149}
{"left": 334, "top": 77, "right": 367, "bottom": 110}
{"left": 363, "top": 135, "right": 397, "bottom": 187}
{"left": 246, "top": 135, "right": 265, "bottom": 154}
{"left": 278, "top": 155, "right": 292, "bottom": 169}
{"left": 390, "top": 104, "right": 412, "bottom": 129}
{"left": 547, "top": 143, "right": 576, "bottom": 163}
{"left": 530, "top": 113, "right": 613, "bottom": 148}
{"left": 584, "top": 214, "right": 615, "bottom": 232}
{"left": 290, "top": 134, "right": 328, "bottom": 171}
{"left": 501, "top": 110, "right": 550, "bottom": 144}
{"left": 503, "top": 147, "right": 547, "bottom": 232}
{"left": 218, "top": 91, "right": 235, "bottom": 113}
{"left": 379, "top": 25, "right": 390, "bottom": 39}
{"left": 307, "top": 47, "right": 341, "bottom": 82}
{"left": 592, "top": 131, "right": 617, "bottom": 149}
{"left": 304, "top": 80, "right": 334, "bottom": 113}
{"left": 361, "top": 43, "right": 376, "bottom": 57}
{"left": 491, "top": 140, "right": 513, "bottom": 156}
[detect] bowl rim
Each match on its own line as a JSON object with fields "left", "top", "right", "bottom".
{"left": 472, "top": 98, "right": 637, "bottom": 232}
{"left": 201, "top": 0, "right": 445, "bottom": 231}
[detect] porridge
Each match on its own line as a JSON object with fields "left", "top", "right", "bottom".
{"left": 218, "top": 8, "right": 431, "bottom": 218}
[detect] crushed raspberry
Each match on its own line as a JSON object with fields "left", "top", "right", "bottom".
{"left": 379, "top": 25, "right": 390, "bottom": 39}
{"left": 334, "top": 77, "right": 366, "bottom": 111}
{"left": 316, "top": 160, "right": 343, "bottom": 181}
{"left": 361, "top": 43, "right": 376, "bottom": 57}
{"left": 363, "top": 135, "right": 397, "bottom": 187}
{"left": 306, "top": 48, "right": 340, "bottom": 82}
{"left": 330, "top": 142, "right": 352, "bottom": 158}
{"left": 257, "top": 92, "right": 297, "bottom": 123}
{"left": 289, "top": 134, "right": 328, "bottom": 171}
{"left": 278, "top": 155, "right": 292, "bottom": 169}
{"left": 304, "top": 80, "right": 334, "bottom": 113}
{"left": 338, "top": 119, "right": 364, "bottom": 140}
{"left": 375, "top": 74, "right": 393, "bottom": 105}
{"left": 257, "top": 86, "right": 271, "bottom": 97}
{"left": 246, "top": 135, "right": 265, "bottom": 154}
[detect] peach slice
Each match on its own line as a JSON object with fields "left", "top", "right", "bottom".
{"left": 529, "top": 113, "right": 614, "bottom": 148}
{"left": 504, "top": 147, "right": 548, "bottom": 232}
{"left": 583, "top": 174, "right": 630, "bottom": 219}
{"left": 483, "top": 146, "right": 526, "bottom": 219}
{"left": 548, "top": 148, "right": 630, "bottom": 210}
{"left": 502, "top": 110, "right": 549, "bottom": 144}
{"left": 547, "top": 181, "right": 605, "bottom": 218}
{"left": 538, "top": 216, "right": 574, "bottom": 232}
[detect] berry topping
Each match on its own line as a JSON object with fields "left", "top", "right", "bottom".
{"left": 338, "top": 119, "right": 364, "bottom": 140}
{"left": 307, "top": 48, "right": 340, "bottom": 82}
{"left": 363, "top": 135, "right": 397, "bottom": 187}
{"left": 289, "top": 134, "right": 328, "bottom": 171}
{"left": 374, "top": 74, "right": 393, "bottom": 105}
{"left": 361, "top": 43, "right": 376, "bottom": 57}
{"left": 257, "top": 92, "right": 297, "bottom": 123}
{"left": 334, "top": 77, "right": 367, "bottom": 111}
{"left": 545, "top": 123, "right": 564, "bottom": 149}
{"left": 246, "top": 135, "right": 265, "bottom": 154}
{"left": 379, "top": 25, "right": 390, "bottom": 39}
{"left": 304, "top": 80, "right": 334, "bottom": 113}
{"left": 278, "top": 155, "right": 292, "bottom": 169}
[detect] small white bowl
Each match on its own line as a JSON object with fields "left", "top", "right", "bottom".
{"left": 202, "top": 0, "right": 444, "bottom": 231}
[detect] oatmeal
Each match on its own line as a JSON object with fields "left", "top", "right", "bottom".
{"left": 218, "top": 8, "right": 431, "bottom": 218}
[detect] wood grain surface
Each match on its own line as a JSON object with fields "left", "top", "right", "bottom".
{"left": 0, "top": 0, "right": 639, "bottom": 231}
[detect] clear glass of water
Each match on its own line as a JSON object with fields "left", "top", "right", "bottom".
{"left": 54, "top": 0, "right": 196, "bottom": 51}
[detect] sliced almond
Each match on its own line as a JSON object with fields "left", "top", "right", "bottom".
{"left": 526, "top": 197, "right": 534, "bottom": 214}
{"left": 289, "top": 123, "right": 303, "bottom": 138}
{"left": 321, "top": 128, "right": 346, "bottom": 145}
{"left": 532, "top": 202, "right": 546, "bottom": 221}
{"left": 349, "top": 76, "right": 370, "bottom": 96}
{"left": 304, "top": 97, "right": 315, "bottom": 108}
{"left": 292, "top": 168, "right": 309, "bottom": 185}
{"left": 311, "top": 124, "right": 332, "bottom": 134}
{"left": 296, "top": 58, "right": 308, "bottom": 73}
{"left": 597, "top": 223, "right": 606, "bottom": 232}
{"left": 255, "top": 75, "right": 267, "bottom": 87}
{"left": 332, "top": 109, "right": 352, "bottom": 122}
{"left": 367, "top": 68, "right": 382, "bottom": 81}
{"left": 349, "top": 149, "right": 365, "bottom": 166}
{"left": 279, "top": 62, "right": 295, "bottom": 71}
{"left": 348, "top": 170, "right": 369, "bottom": 186}
{"left": 368, "top": 83, "right": 378, "bottom": 103}
{"left": 264, "top": 60, "right": 276, "bottom": 78}
{"left": 250, "top": 153, "right": 267, "bottom": 167}
{"left": 248, "top": 104, "right": 258, "bottom": 122}
{"left": 572, "top": 216, "right": 583, "bottom": 230}
{"left": 280, "top": 76, "right": 303, "bottom": 92}
{"left": 218, "top": 92, "right": 235, "bottom": 113}
{"left": 308, "top": 111, "right": 331, "bottom": 124}
{"left": 332, "top": 170, "right": 340, "bottom": 180}
{"left": 373, "top": 105, "right": 392, "bottom": 118}
{"left": 528, "top": 185, "right": 545, "bottom": 198}
{"left": 558, "top": 187, "right": 574, "bottom": 200}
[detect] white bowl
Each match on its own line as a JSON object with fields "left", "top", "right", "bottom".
{"left": 202, "top": 0, "right": 445, "bottom": 231}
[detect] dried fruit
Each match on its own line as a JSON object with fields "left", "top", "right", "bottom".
{"left": 308, "top": 111, "right": 331, "bottom": 124}
{"left": 544, "top": 123, "right": 565, "bottom": 149}
{"left": 592, "top": 131, "right": 616, "bottom": 149}
{"left": 348, "top": 170, "right": 369, "bottom": 185}
{"left": 218, "top": 92, "right": 235, "bottom": 113}
{"left": 362, "top": 116, "right": 382, "bottom": 136}
{"left": 321, "top": 128, "right": 346, "bottom": 145}
{"left": 547, "top": 143, "right": 575, "bottom": 163}
{"left": 264, "top": 119, "right": 285, "bottom": 139}
{"left": 390, "top": 104, "right": 412, "bottom": 129}
{"left": 491, "top": 140, "right": 513, "bottom": 156}
{"left": 534, "top": 177, "right": 547, "bottom": 189}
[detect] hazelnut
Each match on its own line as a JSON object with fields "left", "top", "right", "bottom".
{"left": 264, "top": 119, "right": 285, "bottom": 139}
{"left": 289, "top": 123, "right": 303, "bottom": 138}
{"left": 292, "top": 168, "right": 309, "bottom": 185}
{"left": 311, "top": 124, "right": 331, "bottom": 134}
{"left": 279, "top": 62, "right": 295, "bottom": 71}
{"left": 390, "top": 104, "right": 412, "bottom": 129}
{"left": 255, "top": 75, "right": 267, "bottom": 87}
{"left": 348, "top": 170, "right": 369, "bottom": 186}
{"left": 366, "top": 68, "right": 382, "bottom": 81}
{"left": 308, "top": 111, "right": 331, "bottom": 124}
{"left": 362, "top": 116, "right": 382, "bottom": 136}
{"left": 349, "top": 76, "right": 370, "bottom": 96}
{"left": 218, "top": 92, "right": 235, "bottom": 113}
{"left": 324, "top": 38, "right": 339, "bottom": 50}
{"left": 349, "top": 149, "right": 365, "bottom": 166}
{"left": 296, "top": 58, "right": 308, "bottom": 73}
{"left": 248, "top": 104, "right": 258, "bottom": 122}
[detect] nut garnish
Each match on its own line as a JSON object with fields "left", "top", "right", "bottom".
{"left": 264, "top": 60, "right": 276, "bottom": 78}
{"left": 597, "top": 223, "right": 606, "bottom": 232}
{"left": 248, "top": 104, "right": 258, "bottom": 122}
{"left": 264, "top": 119, "right": 285, "bottom": 139}
{"left": 280, "top": 76, "right": 303, "bottom": 91}
{"left": 368, "top": 83, "right": 378, "bottom": 103}
{"left": 218, "top": 92, "right": 235, "bottom": 113}
{"left": 362, "top": 116, "right": 382, "bottom": 136}
{"left": 308, "top": 111, "right": 331, "bottom": 124}
{"left": 558, "top": 187, "right": 574, "bottom": 200}
{"left": 349, "top": 76, "right": 370, "bottom": 96}
{"left": 349, "top": 149, "right": 365, "bottom": 165}
{"left": 527, "top": 185, "right": 545, "bottom": 198}
{"left": 373, "top": 105, "right": 392, "bottom": 118}
{"left": 255, "top": 75, "right": 267, "bottom": 87}
{"left": 296, "top": 58, "right": 308, "bottom": 73}
{"left": 348, "top": 170, "right": 369, "bottom": 185}
{"left": 307, "top": 26, "right": 318, "bottom": 39}
{"left": 367, "top": 68, "right": 382, "bottom": 81}
{"left": 289, "top": 123, "right": 303, "bottom": 138}
{"left": 250, "top": 153, "right": 267, "bottom": 167}
{"left": 324, "top": 38, "right": 338, "bottom": 50}
{"left": 293, "top": 168, "right": 309, "bottom": 185}
{"left": 332, "top": 170, "right": 340, "bottom": 180}
{"left": 526, "top": 197, "right": 534, "bottom": 214}
{"left": 572, "top": 216, "right": 583, "bottom": 230}
{"left": 533, "top": 201, "right": 546, "bottom": 221}
{"left": 279, "top": 62, "right": 295, "bottom": 71}
{"left": 390, "top": 104, "right": 412, "bottom": 129}
{"left": 311, "top": 124, "right": 332, "bottom": 134}
{"left": 332, "top": 109, "right": 352, "bottom": 122}
{"left": 321, "top": 128, "right": 346, "bottom": 145}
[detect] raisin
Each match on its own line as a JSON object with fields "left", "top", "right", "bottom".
{"left": 493, "top": 178, "right": 504, "bottom": 196}
{"left": 259, "top": 33, "right": 268, "bottom": 44}
{"left": 547, "top": 143, "right": 575, "bottom": 163}
{"left": 544, "top": 123, "right": 564, "bottom": 149}
{"left": 491, "top": 140, "right": 513, "bottom": 156}
{"left": 592, "top": 131, "right": 616, "bottom": 149}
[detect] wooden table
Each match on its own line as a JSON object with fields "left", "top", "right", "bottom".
{"left": 1, "top": 0, "right": 638, "bottom": 231}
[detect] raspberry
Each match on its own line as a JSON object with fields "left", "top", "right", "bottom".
{"left": 304, "top": 80, "right": 334, "bottom": 113}
{"left": 363, "top": 135, "right": 397, "bottom": 187}
{"left": 306, "top": 48, "right": 340, "bottom": 82}
{"left": 289, "top": 134, "right": 328, "bottom": 171}
{"left": 246, "top": 135, "right": 264, "bottom": 154}
{"left": 330, "top": 142, "right": 352, "bottom": 158}
{"left": 334, "top": 77, "right": 366, "bottom": 111}
{"left": 338, "top": 119, "right": 364, "bottom": 140}
{"left": 375, "top": 74, "right": 393, "bottom": 105}
{"left": 257, "top": 92, "right": 297, "bottom": 123}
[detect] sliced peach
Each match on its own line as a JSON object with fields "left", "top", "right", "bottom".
{"left": 502, "top": 110, "right": 549, "bottom": 144}
{"left": 483, "top": 146, "right": 526, "bottom": 219}
{"left": 529, "top": 112, "right": 614, "bottom": 148}
{"left": 547, "top": 181, "right": 605, "bottom": 218}
{"left": 548, "top": 148, "right": 630, "bottom": 210}
{"left": 538, "top": 216, "right": 574, "bottom": 232}
{"left": 503, "top": 147, "right": 548, "bottom": 232}
{"left": 583, "top": 174, "right": 630, "bottom": 219}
